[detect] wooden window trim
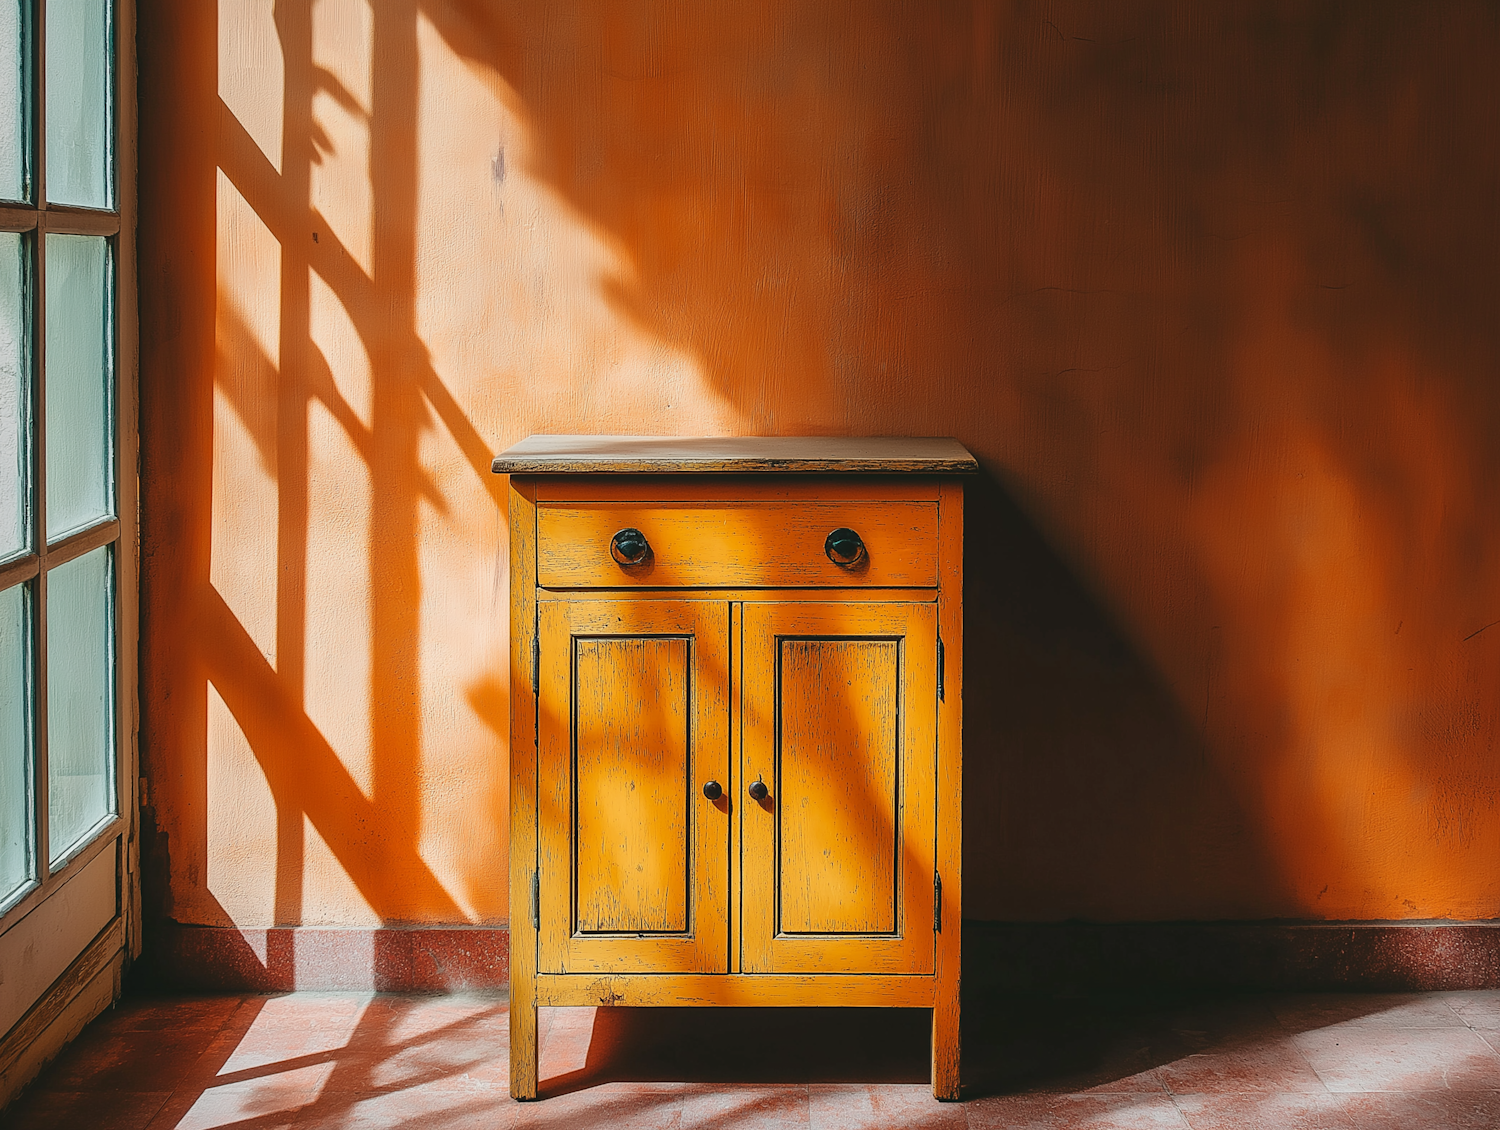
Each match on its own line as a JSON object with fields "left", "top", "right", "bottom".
{"left": 0, "top": 0, "right": 138, "bottom": 962}
{"left": 0, "top": 206, "right": 120, "bottom": 236}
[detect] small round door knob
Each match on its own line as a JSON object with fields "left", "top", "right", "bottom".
{"left": 824, "top": 527, "right": 866, "bottom": 567}
{"left": 748, "top": 778, "right": 769, "bottom": 802}
{"left": 702, "top": 780, "right": 723, "bottom": 801}
{"left": 610, "top": 527, "right": 650, "bottom": 566}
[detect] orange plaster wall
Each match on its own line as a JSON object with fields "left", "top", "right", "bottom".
{"left": 138, "top": 0, "right": 1500, "bottom": 930}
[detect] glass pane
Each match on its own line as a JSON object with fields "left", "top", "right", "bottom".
{"left": 0, "top": 583, "right": 32, "bottom": 902}
{"left": 0, "top": 231, "right": 25, "bottom": 559}
{"left": 0, "top": 0, "right": 24, "bottom": 201}
{"left": 45, "top": 0, "right": 111, "bottom": 208}
{"left": 45, "top": 234, "right": 112, "bottom": 541}
{"left": 47, "top": 544, "right": 113, "bottom": 864}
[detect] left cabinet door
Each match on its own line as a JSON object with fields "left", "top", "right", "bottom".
{"left": 537, "top": 599, "right": 730, "bottom": 974}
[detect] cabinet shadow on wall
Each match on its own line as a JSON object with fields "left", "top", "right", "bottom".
{"left": 961, "top": 473, "right": 1293, "bottom": 926}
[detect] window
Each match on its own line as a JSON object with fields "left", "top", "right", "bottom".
{"left": 0, "top": 0, "right": 136, "bottom": 948}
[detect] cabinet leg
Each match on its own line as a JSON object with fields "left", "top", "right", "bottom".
{"left": 510, "top": 983, "right": 538, "bottom": 1100}
{"left": 932, "top": 997, "right": 960, "bottom": 1101}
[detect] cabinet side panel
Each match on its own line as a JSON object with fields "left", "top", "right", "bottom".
{"left": 507, "top": 478, "right": 539, "bottom": 1100}
{"left": 574, "top": 637, "right": 690, "bottom": 933}
{"left": 730, "top": 602, "right": 743, "bottom": 974}
{"left": 778, "top": 639, "right": 899, "bottom": 934}
{"left": 933, "top": 480, "right": 964, "bottom": 1100}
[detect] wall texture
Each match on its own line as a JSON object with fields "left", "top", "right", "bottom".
{"left": 138, "top": 0, "right": 1500, "bottom": 956}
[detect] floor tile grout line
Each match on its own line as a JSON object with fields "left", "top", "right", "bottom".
{"left": 1285, "top": 1024, "right": 1338, "bottom": 1098}
{"left": 1163, "top": 1088, "right": 1195, "bottom": 1129}
{"left": 1290, "top": 1024, "right": 1358, "bottom": 1100}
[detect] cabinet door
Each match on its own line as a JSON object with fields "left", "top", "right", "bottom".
{"left": 537, "top": 600, "right": 729, "bottom": 974}
{"left": 741, "top": 603, "right": 937, "bottom": 974}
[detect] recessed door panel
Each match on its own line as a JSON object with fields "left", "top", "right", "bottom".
{"left": 742, "top": 603, "right": 936, "bottom": 975}
{"left": 538, "top": 600, "right": 728, "bottom": 974}
{"left": 779, "top": 639, "right": 898, "bottom": 935}
{"left": 574, "top": 636, "right": 689, "bottom": 933}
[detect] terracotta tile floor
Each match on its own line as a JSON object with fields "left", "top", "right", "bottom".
{"left": 7, "top": 989, "right": 1500, "bottom": 1128}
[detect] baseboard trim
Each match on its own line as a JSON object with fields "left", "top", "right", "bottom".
{"left": 964, "top": 919, "right": 1500, "bottom": 994}
{"left": 147, "top": 923, "right": 510, "bottom": 993}
{"left": 146, "top": 920, "right": 1500, "bottom": 996}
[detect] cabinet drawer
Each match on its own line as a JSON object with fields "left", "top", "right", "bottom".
{"left": 536, "top": 502, "right": 938, "bottom": 588}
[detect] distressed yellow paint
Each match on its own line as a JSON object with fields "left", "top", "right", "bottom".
{"left": 573, "top": 637, "right": 690, "bottom": 934}
{"left": 537, "top": 502, "right": 938, "bottom": 589}
{"left": 778, "top": 639, "right": 899, "bottom": 935}
{"left": 741, "top": 599, "right": 936, "bottom": 977}
{"left": 535, "top": 973, "right": 936, "bottom": 1008}
{"left": 537, "top": 600, "right": 729, "bottom": 977}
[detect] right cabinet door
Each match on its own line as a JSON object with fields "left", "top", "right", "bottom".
{"left": 741, "top": 602, "right": 937, "bottom": 974}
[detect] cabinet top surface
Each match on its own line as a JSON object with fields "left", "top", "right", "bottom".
{"left": 491, "top": 435, "right": 978, "bottom": 475}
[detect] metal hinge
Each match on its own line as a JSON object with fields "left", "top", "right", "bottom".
{"left": 531, "top": 628, "right": 540, "bottom": 696}
{"left": 531, "top": 870, "right": 540, "bottom": 930}
{"left": 937, "top": 635, "right": 945, "bottom": 702}
{"left": 934, "top": 872, "right": 943, "bottom": 932}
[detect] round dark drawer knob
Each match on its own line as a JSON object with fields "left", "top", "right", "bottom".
{"left": 702, "top": 780, "right": 723, "bottom": 801}
{"left": 610, "top": 527, "right": 650, "bottom": 566}
{"left": 748, "top": 777, "right": 769, "bottom": 802}
{"left": 824, "top": 527, "right": 866, "bottom": 567}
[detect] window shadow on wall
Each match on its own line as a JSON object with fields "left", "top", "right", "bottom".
{"left": 140, "top": 0, "right": 510, "bottom": 940}
{"left": 137, "top": 0, "right": 1500, "bottom": 1003}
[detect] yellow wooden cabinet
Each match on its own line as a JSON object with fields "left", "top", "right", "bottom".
{"left": 492, "top": 437, "right": 975, "bottom": 1100}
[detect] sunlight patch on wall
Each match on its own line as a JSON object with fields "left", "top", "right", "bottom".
{"left": 411, "top": 9, "right": 742, "bottom": 441}
{"left": 1263, "top": 433, "right": 1500, "bottom": 919}
{"left": 305, "top": 395, "right": 374, "bottom": 797}
{"left": 302, "top": 812, "right": 381, "bottom": 926}
{"left": 216, "top": 168, "right": 282, "bottom": 395}
{"left": 1196, "top": 427, "right": 1420, "bottom": 914}
{"left": 219, "top": 0, "right": 284, "bottom": 174}
{"left": 302, "top": 266, "right": 377, "bottom": 801}
{"left": 1182, "top": 241, "right": 1500, "bottom": 920}
{"left": 310, "top": 0, "right": 374, "bottom": 276}
{"left": 212, "top": 169, "right": 281, "bottom": 666}
{"left": 207, "top": 682, "right": 278, "bottom": 925}
{"left": 309, "top": 267, "right": 374, "bottom": 428}
{"left": 209, "top": 390, "right": 279, "bottom": 667}
{"left": 415, "top": 414, "right": 508, "bottom": 925}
